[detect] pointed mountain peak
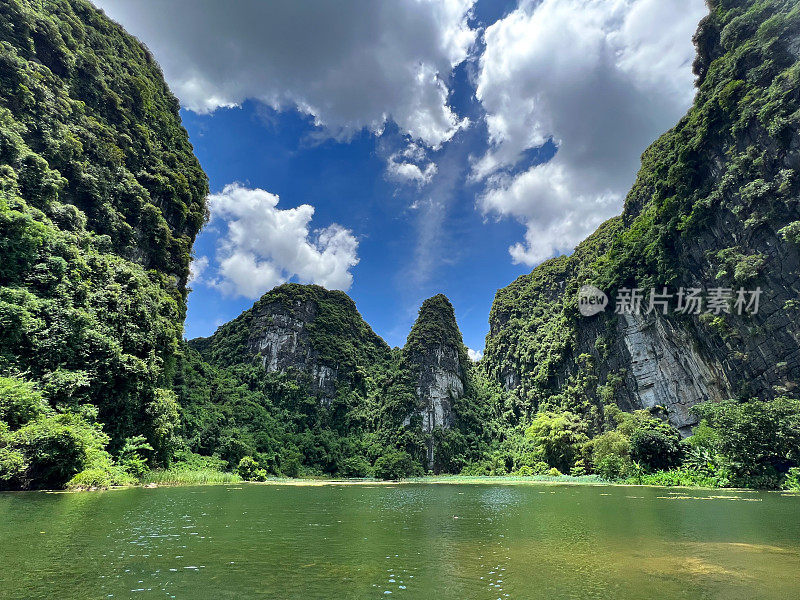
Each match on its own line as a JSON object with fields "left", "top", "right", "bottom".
{"left": 405, "top": 294, "right": 464, "bottom": 353}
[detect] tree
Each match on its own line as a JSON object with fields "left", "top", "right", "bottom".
{"left": 692, "top": 397, "right": 800, "bottom": 486}
{"left": 373, "top": 450, "right": 423, "bottom": 480}
{"left": 525, "top": 411, "right": 589, "bottom": 473}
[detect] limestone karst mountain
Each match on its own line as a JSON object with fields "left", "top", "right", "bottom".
{"left": 482, "top": 0, "right": 800, "bottom": 435}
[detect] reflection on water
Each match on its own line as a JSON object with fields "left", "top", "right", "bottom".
{"left": 1, "top": 483, "right": 799, "bottom": 599}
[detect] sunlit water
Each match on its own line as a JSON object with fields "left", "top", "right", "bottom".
{"left": 1, "top": 482, "right": 799, "bottom": 599}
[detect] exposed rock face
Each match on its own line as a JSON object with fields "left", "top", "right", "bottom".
{"left": 248, "top": 299, "right": 339, "bottom": 399}
{"left": 191, "top": 284, "right": 391, "bottom": 404}
{"left": 611, "top": 314, "right": 730, "bottom": 433}
{"left": 406, "top": 344, "right": 463, "bottom": 432}
{"left": 484, "top": 0, "right": 800, "bottom": 433}
{"left": 402, "top": 295, "right": 468, "bottom": 469}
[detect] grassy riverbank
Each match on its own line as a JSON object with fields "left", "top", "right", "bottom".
{"left": 59, "top": 470, "right": 800, "bottom": 493}
{"left": 139, "top": 468, "right": 243, "bottom": 486}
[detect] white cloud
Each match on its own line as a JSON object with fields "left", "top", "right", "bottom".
{"left": 388, "top": 160, "right": 438, "bottom": 185}
{"left": 188, "top": 255, "right": 209, "bottom": 286}
{"left": 467, "top": 347, "right": 483, "bottom": 362}
{"left": 386, "top": 142, "right": 439, "bottom": 185}
{"left": 474, "top": 0, "right": 707, "bottom": 265}
{"left": 93, "top": 0, "right": 476, "bottom": 147}
{"left": 206, "top": 184, "right": 359, "bottom": 298}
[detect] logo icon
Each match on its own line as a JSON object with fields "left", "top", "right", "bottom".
{"left": 578, "top": 285, "right": 608, "bottom": 316}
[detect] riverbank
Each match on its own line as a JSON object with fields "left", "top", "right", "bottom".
{"left": 57, "top": 470, "right": 795, "bottom": 494}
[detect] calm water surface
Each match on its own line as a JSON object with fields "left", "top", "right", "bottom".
{"left": 1, "top": 482, "right": 799, "bottom": 599}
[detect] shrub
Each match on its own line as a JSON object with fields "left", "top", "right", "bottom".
{"left": 778, "top": 221, "right": 800, "bottom": 246}
{"left": 692, "top": 397, "right": 800, "bottom": 487}
{"left": 595, "top": 454, "right": 632, "bottom": 480}
{"left": 525, "top": 411, "right": 589, "bottom": 473}
{"left": 586, "top": 430, "right": 631, "bottom": 470}
{"left": 547, "top": 467, "right": 562, "bottom": 477}
{"left": 373, "top": 450, "right": 423, "bottom": 480}
{"left": 629, "top": 469, "right": 721, "bottom": 488}
{"left": 616, "top": 410, "right": 682, "bottom": 471}
{"left": 784, "top": 467, "right": 800, "bottom": 492}
{"left": 67, "top": 467, "right": 133, "bottom": 490}
{"left": 460, "top": 462, "right": 490, "bottom": 476}
{"left": 531, "top": 461, "right": 550, "bottom": 475}
{"left": 570, "top": 459, "right": 587, "bottom": 476}
{"left": 0, "top": 376, "right": 48, "bottom": 430}
{"left": 237, "top": 456, "right": 260, "bottom": 480}
{"left": 118, "top": 435, "right": 153, "bottom": 479}
{"left": 339, "top": 455, "right": 372, "bottom": 478}
{"left": 630, "top": 428, "right": 683, "bottom": 471}
{"left": 6, "top": 413, "right": 109, "bottom": 489}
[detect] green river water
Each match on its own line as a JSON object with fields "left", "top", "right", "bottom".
{"left": 0, "top": 482, "right": 798, "bottom": 599}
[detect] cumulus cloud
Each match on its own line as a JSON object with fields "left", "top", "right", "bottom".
{"left": 94, "top": 0, "right": 476, "bottom": 147}
{"left": 206, "top": 184, "right": 359, "bottom": 298}
{"left": 467, "top": 348, "right": 483, "bottom": 362}
{"left": 188, "top": 255, "right": 209, "bottom": 286}
{"left": 387, "top": 143, "right": 439, "bottom": 185}
{"left": 474, "top": 0, "right": 707, "bottom": 265}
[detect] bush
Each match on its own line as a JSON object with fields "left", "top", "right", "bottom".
{"left": 784, "top": 467, "right": 800, "bottom": 492}
{"left": 237, "top": 456, "right": 260, "bottom": 480}
{"left": 6, "top": 413, "right": 109, "bottom": 490}
{"left": 692, "top": 397, "right": 800, "bottom": 487}
{"left": 373, "top": 450, "right": 423, "bottom": 480}
{"left": 547, "top": 467, "right": 562, "bottom": 477}
{"left": 570, "top": 459, "right": 587, "bottom": 476}
{"left": 531, "top": 461, "right": 550, "bottom": 475}
{"left": 616, "top": 410, "right": 682, "bottom": 471}
{"left": 0, "top": 377, "right": 48, "bottom": 430}
{"left": 339, "top": 455, "right": 372, "bottom": 478}
{"left": 117, "top": 435, "right": 153, "bottom": 479}
{"left": 628, "top": 469, "right": 722, "bottom": 488}
{"left": 67, "top": 467, "right": 133, "bottom": 490}
{"left": 595, "top": 454, "right": 632, "bottom": 480}
{"left": 586, "top": 430, "right": 631, "bottom": 470}
{"left": 170, "top": 451, "right": 228, "bottom": 472}
{"left": 460, "top": 462, "right": 490, "bottom": 476}
{"left": 279, "top": 452, "right": 302, "bottom": 478}
{"left": 630, "top": 428, "right": 683, "bottom": 471}
{"left": 525, "top": 411, "right": 589, "bottom": 473}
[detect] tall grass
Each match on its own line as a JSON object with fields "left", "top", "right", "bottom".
{"left": 140, "top": 468, "right": 242, "bottom": 486}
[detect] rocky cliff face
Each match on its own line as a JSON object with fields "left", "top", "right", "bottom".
{"left": 402, "top": 295, "right": 469, "bottom": 469}
{"left": 484, "top": 0, "right": 800, "bottom": 433}
{"left": 191, "top": 283, "right": 391, "bottom": 403}
{"left": 247, "top": 297, "right": 339, "bottom": 400}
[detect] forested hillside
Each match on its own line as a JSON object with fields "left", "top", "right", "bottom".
{"left": 2, "top": 0, "right": 800, "bottom": 491}
{"left": 483, "top": 0, "right": 800, "bottom": 488}
{"left": 177, "top": 285, "right": 495, "bottom": 479}
{"left": 0, "top": 0, "right": 207, "bottom": 489}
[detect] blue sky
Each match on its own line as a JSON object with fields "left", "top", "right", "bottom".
{"left": 95, "top": 0, "right": 707, "bottom": 353}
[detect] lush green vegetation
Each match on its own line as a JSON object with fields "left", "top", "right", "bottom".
{"left": 174, "top": 287, "right": 497, "bottom": 481}
{"left": 0, "top": 0, "right": 207, "bottom": 489}
{"left": 479, "top": 0, "right": 800, "bottom": 490}
{"left": 3, "top": 0, "right": 800, "bottom": 492}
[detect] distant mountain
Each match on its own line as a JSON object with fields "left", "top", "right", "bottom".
{"left": 184, "top": 285, "right": 492, "bottom": 475}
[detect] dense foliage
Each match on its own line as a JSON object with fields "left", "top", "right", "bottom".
{"left": 479, "top": 0, "right": 800, "bottom": 489}
{"left": 176, "top": 287, "right": 497, "bottom": 479}
{"left": 3, "top": 0, "right": 800, "bottom": 491}
{"left": 0, "top": 0, "right": 207, "bottom": 488}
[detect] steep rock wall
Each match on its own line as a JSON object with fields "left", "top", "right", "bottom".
{"left": 191, "top": 283, "right": 391, "bottom": 404}
{"left": 484, "top": 0, "right": 800, "bottom": 433}
{"left": 402, "top": 295, "right": 469, "bottom": 469}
